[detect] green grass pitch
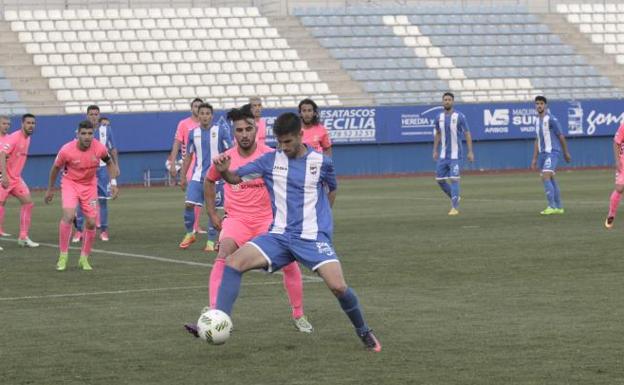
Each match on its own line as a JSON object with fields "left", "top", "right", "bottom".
{"left": 1, "top": 169, "right": 623, "bottom": 385}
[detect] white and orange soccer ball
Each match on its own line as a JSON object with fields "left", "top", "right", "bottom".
{"left": 197, "top": 309, "right": 233, "bottom": 345}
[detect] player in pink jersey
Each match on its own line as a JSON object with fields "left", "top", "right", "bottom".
{"left": 45, "top": 120, "right": 119, "bottom": 271}
{"left": 605, "top": 122, "right": 624, "bottom": 228}
{"left": 249, "top": 96, "right": 266, "bottom": 145}
{"left": 169, "top": 98, "right": 206, "bottom": 235}
{"left": 0, "top": 115, "right": 12, "bottom": 241}
{"left": 0, "top": 114, "right": 39, "bottom": 248}
{"left": 299, "top": 98, "right": 332, "bottom": 156}
{"left": 184, "top": 107, "right": 312, "bottom": 336}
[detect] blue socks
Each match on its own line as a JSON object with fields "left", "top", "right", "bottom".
{"left": 183, "top": 206, "right": 195, "bottom": 233}
{"left": 450, "top": 180, "right": 460, "bottom": 209}
{"left": 551, "top": 178, "right": 562, "bottom": 209}
{"left": 99, "top": 198, "right": 108, "bottom": 231}
{"left": 543, "top": 179, "right": 556, "bottom": 208}
{"left": 338, "top": 287, "right": 369, "bottom": 335}
{"left": 437, "top": 180, "right": 452, "bottom": 198}
{"left": 207, "top": 217, "right": 217, "bottom": 242}
{"left": 75, "top": 206, "right": 84, "bottom": 231}
{"left": 216, "top": 266, "right": 242, "bottom": 315}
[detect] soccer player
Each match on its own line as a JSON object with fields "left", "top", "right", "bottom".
{"left": 298, "top": 98, "right": 332, "bottom": 156}
{"left": 605, "top": 121, "right": 624, "bottom": 228}
{"left": 169, "top": 98, "right": 206, "bottom": 236}
{"left": 45, "top": 120, "right": 119, "bottom": 271}
{"left": 249, "top": 96, "right": 266, "bottom": 145}
{"left": 74, "top": 106, "right": 119, "bottom": 242}
{"left": 0, "top": 115, "right": 12, "bottom": 238}
{"left": 201, "top": 107, "right": 312, "bottom": 333}
{"left": 530, "top": 95, "right": 571, "bottom": 215}
{"left": 204, "top": 112, "right": 381, "bottom": 351}
{"left": 0, "top": 113, "right": 39, "bottom": 248}
{"left": 178, "top": 103, "right": 231, "bottom": 251}
{"left": 432, "top": 92, "right": 474, "bottom": 216}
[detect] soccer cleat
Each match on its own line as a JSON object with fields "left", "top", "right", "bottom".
{"left": 204, "top": 240, "right": 216, "bottom": 252}
{"left": 0, "top": 245, "right": 3, "bottom": 250}
{"left": 78, "top": 256, "right": 93, "bottom": 271}
{"left": 0, "top": 231, "right": 11, "bottom": 237}
{"left": 184, "top": 323, "right": 200, "bottom": 338}
{"left": 100, "top": 231, "right": 109, "bottom": 241}
{"left": 179, "top": 232, "right": 196, "bottom": 249}
{"left": 359, "top": 329, "right": 382, "bottom": 352}
{"left": 17, "top": 237, "right": 39, "bottom": 248}
{"left": 448, "top": 208, "right": 459, "bottom": 216}
{"left": 293, "top": 315, "right": 314, "bottom": 333}
{"left": 553, "top": 208, "right": 565, "bottom": 215}
{"left": 56, "top": 253, "right": 68, "bottom": 271}
{"left": 605, "top": 216, "right": 615, "bottom": 229}
{"left": 72, "top": 231, "right": 82, "bottom": 243}
{"left": 540, "top": 207, "right": 557, "bottom": 215}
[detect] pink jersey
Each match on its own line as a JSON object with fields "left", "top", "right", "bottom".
{"left": 256, "top": 118, "right": 266, "bottom": 146}
{"left": 54, "top": 139, "right": 109, "bottom": 184}
{"left": 615, "top": 123, "right": 624, "bottom": 154}
{"left": 0, "top": 130, "right": 31, "bottom": 181}
{"left": 175, "top": 116, "right": 199, "bottom": 157}
{"left": 302, "top": 124, "right": 332, "bottom": 153}
{"left": 207, "top": 144, "right": 273, "bottom": 222}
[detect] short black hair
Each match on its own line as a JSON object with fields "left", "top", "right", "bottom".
{"left": 443, "top": 92, "right": 455, "bottom": 100}
{"left": 273, "top": 112, "right": 302, "bottom": 137}
{"left": 21, "top": 113, "right": 35, "bottom": 122}
{"left": 227, "top": 106, "right": 254, "bottom": 123}
{"left": 298, "top": 98, "right": 320, "bottom": 125}
{"left": 86, "top": 105, "right": 100, "bottom": 113}
{"left": 78, "top": 120, "right": 94, "bottom": 131}
{"left": 198, "top": 102, "right": 213, "bottom": 113}
{"left": 191, "top": 97, "right": 203, "bottom": 106}
{"left": 535, "top": 95, "right": 547, "bottom": 104}
{"left": 98, "top": 116, "right": 110, "bottom": 124}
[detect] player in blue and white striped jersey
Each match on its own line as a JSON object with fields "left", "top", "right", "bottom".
{"left": 530, "top": 95, "right": 571, "bottom": 215}
{"left": 211, "top": 112, "right": 381, "bottom": 352}
{"left": 433, "top": 92, "right": 474, "bottom": 216}
{"left": 178, "top": 102, "right": 231, "bottom": 250}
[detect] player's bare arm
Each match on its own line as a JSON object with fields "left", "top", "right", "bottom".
{"left": 168, "top": 139, "right": 181, "bottom": 178}
{"left": 104, "top": 155, "right": 119, "bottom": 199}
{"left": 530, "top": 140, "right": 539, "bottom": 169}
{"left": 433, "top": 130, "right": 440, "bottom": 161}
{"left": 465, "top": 131, "right": 475, "bottom": 162}
{"left": 44, "top": 165, "right": 61, "bottom": 204}
{"left": 179, "top": 152, "right": 192, "bottom": 190}
{"left": 203, "top": 178, "right": 222, "bottom": 231}
{"left": 559, "top": 134, "right": 572, "bottom": 163}
{"left": 0, "top": 151, "right": 9, "bottom": 189}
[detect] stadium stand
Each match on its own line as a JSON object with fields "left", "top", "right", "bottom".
{"left": 0, "top": 69, "right": 27, "bottom": 115}
{"left": 295, "top": 4, "right": 621, "bottom": 104}
{"left": 2, "top": 7, "right": 340, "bottom": 113}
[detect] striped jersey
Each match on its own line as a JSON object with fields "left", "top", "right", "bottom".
{"left": 535, "top": 113, "right": 562, "bottom": 154}
{"left": 434, "top": 111, "right": 469, "bottom": 160}
{"left": 235, "top": 146, "right": 337, "bottom": 241}
{"left": 188, "top": 125, "right": 231, "bottom": 182}
{"left": 95, "top": 124, "right": 116, "bottom": 167}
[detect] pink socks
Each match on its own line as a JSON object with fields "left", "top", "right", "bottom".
{"left": 59, "top": 220, "right": 72, "bottom": 253}
{"left": 208, "top": 257, "right": 226, "bottom": 308}
{"left": 81, "top": 228, "right": 96, "bottom": 256}
{"left": 282, "top": 262, "right": 304, "bottom": 319}
{"left": 609, "top": 190, "right": 622, "bottom": 217}
{"left": 19, "top": 202, "right": 33, "bottom": 239}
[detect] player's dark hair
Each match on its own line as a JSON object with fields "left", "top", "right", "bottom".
{"left": 298, "top": 98, "right": 320, "bottom": 125}
{"left": 535, "top": 95, "right": 547, "bottom": 104}
{"left": 86, "top": 105, "right": 100, "bottom": 113}
{"left": 274, "top": 112, "right": 302, "bottom": 137}
{"left": 191, "top": 97, "right": 203, "bottom": 106}
{"left": 227, "top": 106, "right": 254, "bottom": 123}
{"left": 21, "top": 113, "right": 35, "bottom": 122}
{"left": 443, "top": 92, "right": 455, "bottom": 100}
{"left": 78, "top": 120, "right": 94, "bottom": 131}
{"left": 198, "top": 103, "right": 213, "bottom": 113}
{"left": 98, "top": 116, "right": 110, "bottom": 124}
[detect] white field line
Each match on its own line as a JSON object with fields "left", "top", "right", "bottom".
{"left": 0, "top": 238, "right": 324, "bottom": 283}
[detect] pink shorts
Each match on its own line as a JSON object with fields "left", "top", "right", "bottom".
{"left": 0, "top": 177, "right": 30, "bottom": 202}
{"left": 219, "top": 216, "right": 272, "bottom": 247}
{"left": 617, "top": 167, "right": 624, "bottom": 185}
{"left": 61, "top": 178, "right": 98, "bottom": 218}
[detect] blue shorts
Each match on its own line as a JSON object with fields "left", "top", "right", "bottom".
{"left": 96, "top": 167, "right": 111, "bottom": 199}
{"left": 248, "top": 232, "right": 339, "bottom": 273}
{"left": 538, "top": 152, "right": 559, "bottom": 174}
{"left": 435, "top": 159, "right": 461, "bottom": 180}
{"left": 186, "top": 180, "right": 225, "bottom": 207}
{"left": 185, "top": 180, "right": 204, "bottom": 206}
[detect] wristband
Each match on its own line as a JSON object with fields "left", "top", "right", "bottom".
{"left": 110, "top": 179, "right": 118, "bottom": 186}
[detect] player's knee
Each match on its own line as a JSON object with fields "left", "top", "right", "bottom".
{"left": 329, "top": 283, "right": 348, "bottom": 297}
{"left": 84, "top": 218, "right": 97, "bottom": 229}
{"left": 184, "top": 203, "right": 194, "bottom": 210}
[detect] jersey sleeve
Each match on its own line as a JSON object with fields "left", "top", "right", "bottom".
{"left": 174, "top": 121, "right": 185, "bottom": 143}
{"left": 206, "top": 163, "right": 221, "bottom": 182}
{"left": 106, "top": 125, "right": 117, "bottom": 150}
{"left": 320, "top": 126, "right": 332, "bottom": 149}
{"left": 236, "top": 152, "right": 272, "bottom": 181}
{"left": 97, "top": 141, "right": 110, "bottom": 160}
{"left": 53, "top": 147, "right": 66, "bottom": 168}
{"left": 459, "top": 113, "right": 470, "bottom": 133}
{"left": 321, "top": 156, "right": 337, "bottom": 192}
{"left": 615, "top": 123, "right": 624, "bottom": 144}
{"left": 219, "top": 126, "right": 232, "bottom": 153}
{"left": 187, "top": 131, "right": 195, "bottom": 155}
{"left": 434, "top": 114, "right": 440, "bottom": 132}
{"left": 0, "top": 137, "right": 13, "bottom": 155}
{"left": 551, "top": 117, "right": 563, "bottom": 136}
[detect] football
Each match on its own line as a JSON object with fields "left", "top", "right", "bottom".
{"left": 197, "top": 309, "right": 233, "bottom": 345}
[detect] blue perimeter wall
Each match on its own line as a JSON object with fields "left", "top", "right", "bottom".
{"left": 7, "top": 98, "right": 623, "bottom": 188}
